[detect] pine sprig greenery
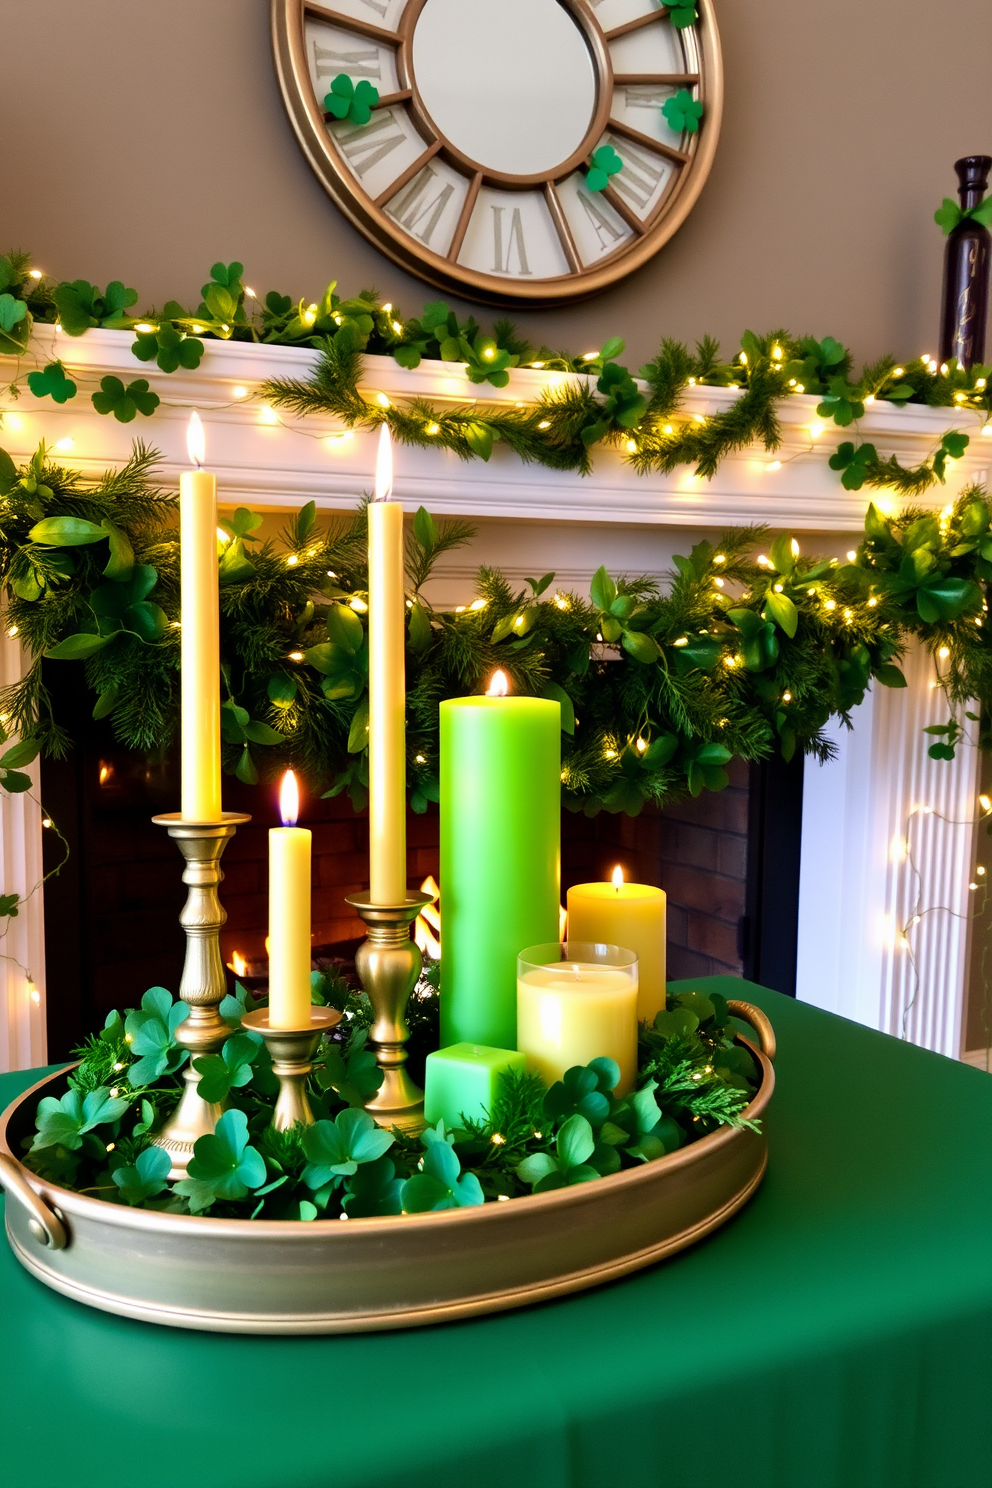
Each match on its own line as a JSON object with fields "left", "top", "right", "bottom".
{"left": 2, "top": 441, "right": 992, "bottom": 815}
{"left": 3, "top": 248, "right": 989, "bottom": 494}
{"left": 21, "top": 980, "right": 763, "bottom": 1218}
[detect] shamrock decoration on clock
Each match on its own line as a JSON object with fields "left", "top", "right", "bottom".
{"left": 273, "top": 0, "right": 722, "bottom": 306}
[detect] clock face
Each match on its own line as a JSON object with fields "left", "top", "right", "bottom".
{"left": 272, "top": 0, "right": 722, "bottom": 306}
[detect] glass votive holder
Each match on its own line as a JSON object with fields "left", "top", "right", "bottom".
{"left": 516, "top": 941, "right": 639, "bottom": 1096}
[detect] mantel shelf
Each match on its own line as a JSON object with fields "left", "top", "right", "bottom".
{"left": 1, "top": 327, "right": 988, "bottom": 530}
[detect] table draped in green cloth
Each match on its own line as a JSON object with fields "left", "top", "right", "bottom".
{"left": 1, "top": 978, "right": 990, "bottom": 1488}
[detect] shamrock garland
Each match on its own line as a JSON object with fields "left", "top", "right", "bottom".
{"left": 1, "top": 247, "right": 989, "bottom": 496}
{"left": 323, "top": 74, "right": 380, "bottom": 126}
{"left": 585, "top": 145, "right": 623, "bottom": 193}
{"left": 20, "top": 974, "right": 760, "bottom": 1219}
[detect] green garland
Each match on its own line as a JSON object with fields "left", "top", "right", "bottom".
{"left": 0, "top": 441, "right": 990, "bottom": 863}
{"left": 1, "top": 245, "right": 989, "bottom": 495}
{"left": 19, "top": 973, "right": 758, "bottom": 1219}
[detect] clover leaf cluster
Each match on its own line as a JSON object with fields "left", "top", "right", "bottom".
{"left": 21, "top": 975, "right": 760, "bottom": 1220}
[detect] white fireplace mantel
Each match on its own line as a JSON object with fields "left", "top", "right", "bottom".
{"left": 0, "top": 329, "right": 985, "bottom": 1069}
{"left": 2, "top": 325, "right": 988, "bottom": 531}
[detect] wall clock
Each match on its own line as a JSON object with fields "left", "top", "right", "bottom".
{"left": 272, "top": 0, "right": 722, "bottom": 306}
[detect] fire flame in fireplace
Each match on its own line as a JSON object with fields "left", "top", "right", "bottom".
{"left": 414, "top": 876, "right": 441, "bottom": 959}
{"left": 228, "top": 951, "right": 248, "bottom": 978}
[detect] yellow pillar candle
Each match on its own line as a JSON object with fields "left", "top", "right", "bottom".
{"left": 268, "top": 771, "right": 312, "bottom": 1029}
{"left": 180, "top": 412, "right": 221, "bottom": 821}
{"left": 516, "top": 941, "right": 638, "bottom": 1096}
{"left": 367, "top": 424, "right": 407, "bottom": 906}
{"left": 567, "top": 867, "right": 667, "bottom": 1023}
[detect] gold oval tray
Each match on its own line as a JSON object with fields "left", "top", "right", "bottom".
{"left": 0, "top": 1000, "right": 774, "bottom": 1334}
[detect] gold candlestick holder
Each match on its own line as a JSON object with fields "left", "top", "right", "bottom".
{"left": 345, "top": 891, "right": 434, "bottom": 1134}
{"left": 150, "top": 811, "right": 250, "bottom": 1177}
{"left": 241, "top": 1007, "right": 342, "bottom": 1130}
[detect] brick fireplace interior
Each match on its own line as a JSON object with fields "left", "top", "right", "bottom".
{"left": 40, "top": 667, "right": 803, "bottom": 1060}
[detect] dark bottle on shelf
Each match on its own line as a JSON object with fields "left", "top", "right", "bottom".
{"left": 939, "top": 154, "right": 992, "bottom": 369}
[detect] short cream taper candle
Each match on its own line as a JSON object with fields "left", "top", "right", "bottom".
{"left": 268, "top": 770, "right": 312, "bottom": 1029}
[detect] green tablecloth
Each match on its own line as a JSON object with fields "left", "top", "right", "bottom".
{"left": 1, "top": 979, "right": 990, "bottom": 1488}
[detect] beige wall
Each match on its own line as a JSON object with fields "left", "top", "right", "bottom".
{"left": 6, "top": 0, "right": 992, "bottom": 368}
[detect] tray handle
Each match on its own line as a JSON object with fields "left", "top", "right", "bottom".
{"left": 0, "top": 1153, "right": 67, "bottom": 1250}
{"left": 726, "top": 1000, "right": 776, "bottom": 1062}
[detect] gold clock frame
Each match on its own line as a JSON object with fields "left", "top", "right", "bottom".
{"left": 271, "top": 0, "right": 723, "bottom": 306}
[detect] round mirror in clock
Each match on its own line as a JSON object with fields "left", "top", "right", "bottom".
{"left": 272, "top": 0, "right": 723, "bottom": 306}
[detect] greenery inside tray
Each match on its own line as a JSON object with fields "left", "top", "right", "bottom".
{"left": 19, "top": 969, "right": 761, "bottom": 1220}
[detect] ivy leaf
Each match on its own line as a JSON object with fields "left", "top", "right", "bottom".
{"left": 112, "top": 1145, "right": 171, "bottom": 1206}
{"left": 235, "top": 746, "right": 258, "bottom": 785}
{"left": 0, "top": 892, "right": 19, "bottom": 917}
{"left": 176, "top": 1108, "right": 266, "bottom": 1212}
{"left": 585, "top": 145, "right": 623, "bottom": 194}
{"left": 817, "top": 376, "right": 865, "bottom": 427}
{"left": 91, "top": 375, "right": 160, "bottom": 423}
{"left": 27, "top": 361, "right": 77, "bottom": 404}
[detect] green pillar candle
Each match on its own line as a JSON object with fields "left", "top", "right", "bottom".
{"left": 423, "top": 1042, "right": 527, "bottom": 1130}
{"left": 440, "top": 685, "right": 560, "bottom": 1048}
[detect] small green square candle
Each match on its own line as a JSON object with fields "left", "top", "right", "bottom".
{"left": 423, "top": 1043, "right": 527, "bottom": 1130}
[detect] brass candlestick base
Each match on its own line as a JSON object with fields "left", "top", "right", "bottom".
{"left": 242, "top": 1007, "right": 342, "bottom": 1130}
{"left": 150, "top": 812, "right": 250, "bottom": 1178}
{"left": 345, "top": 891, "right": 434, "bottom": 1134}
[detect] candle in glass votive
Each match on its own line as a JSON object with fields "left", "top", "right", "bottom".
{"left": 567, "top": 867, "right": 667, "bottom": 1023}
{"left": 268, "top": 771, "right": 312, "bottom": 1029}
{"left": 516, "top": 941, "right": 638, "bottom": 1096}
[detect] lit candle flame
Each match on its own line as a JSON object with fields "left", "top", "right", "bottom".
{"left": 187, "top": 410, "right": 206, "bottom": 468}
{"left": 486, "top": 670, "right": 509, "bottom": 697}
{"left": 612, "top": 865, "right": 625, "bottom": 890}
{"left": 279, "top": 769, "right": 300, "bottom": 826}
{"left": 374, "top": 422, "right": 392, "bottom": 501}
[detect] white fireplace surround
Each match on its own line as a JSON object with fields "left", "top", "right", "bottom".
{"left": 1, "top": 327, "right": 988, "bottom": 1070}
